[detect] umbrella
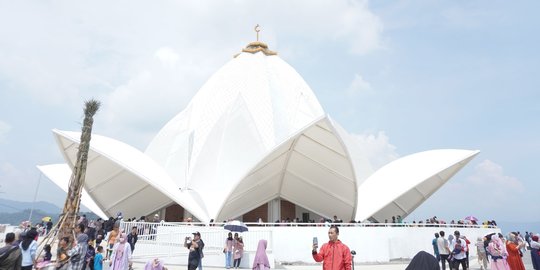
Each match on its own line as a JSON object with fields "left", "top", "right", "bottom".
{"left": 42, "top": 217, "right": 52, "bottom": 222}
{"left": 464, "top": 215, "right": 478, "bottom": 222}
{"left": 224, "top": 220, "right": 248, "bottom": 232}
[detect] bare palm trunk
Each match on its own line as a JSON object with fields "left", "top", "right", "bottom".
{"left": 38, "top": 99, "right": 100, "bottom": 253}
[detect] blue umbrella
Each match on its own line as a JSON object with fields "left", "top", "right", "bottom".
{"left": 224, "top": 220, "right": 248, "bottom": 232}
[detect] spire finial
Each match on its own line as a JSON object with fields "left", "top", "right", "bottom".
{"left": 234, "top": 25, "right": 277, "bottom": 58}
{"left": 255, "top": 24, "right": 260, "bottom": 41}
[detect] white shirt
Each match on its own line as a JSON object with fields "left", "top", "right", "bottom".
{"left": 451, "top": 238, "right": 467, "bottom": 260}
{"left": 437, "top": 237, "right": 449, "bottom": 255}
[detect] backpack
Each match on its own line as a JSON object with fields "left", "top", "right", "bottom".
{"left": 0, "top": 245, "right": 18, "bottom": 262}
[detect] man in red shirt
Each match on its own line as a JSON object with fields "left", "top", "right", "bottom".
{"left": 312, "top": 225, "right": 352, "bottom": 270}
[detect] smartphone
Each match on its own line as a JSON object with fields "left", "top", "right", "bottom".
{"left": 313, "top": 237, "right": 318, "bottom": 246}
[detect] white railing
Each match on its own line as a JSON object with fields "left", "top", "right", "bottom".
{"left": 120, "top": 221, "right": 272, "bottom": 259}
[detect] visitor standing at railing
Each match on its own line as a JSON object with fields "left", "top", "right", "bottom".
{"left": 233, "top": 236, "right": 244, "bottom": 269}
{"left": 224, "top": 232, "right": 234, "bottom": 269}
{"left": 312, "top": 225, "right": 352, "bottom": 270}
{"left": 449, "top": 231, "right": 468, "bottom": 270}
{"left": 197, "top": 233, "right": 205, "bottom": 270}
{"left": 184, "top": 231, "right": 202, "bottom": 270}
{"left": 150, "top": 214, "right": 160, "bottom": 240}
{"left": 127, "top": 226, "right": 138, "bottom": 253}
{"left": 19, "top": 228, "right": 38, "bottom": 270}
{"left": 475, "top": 236, "right": 488, "bottom": 270}
{"left": 436, "top": 231, "right": 451, "bottom": 270}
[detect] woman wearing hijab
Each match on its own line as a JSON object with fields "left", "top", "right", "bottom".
{"left": 487, "top": 234, "right": 509, "bottom": 270}
{"left": 144, "top": 258, "right": 168, "bottom": 270}
{"left": 506, "top": 232, "right": 526, "bottom": 270}
{"left": 233, "top": 236, "right": 244, "bottom": 269}
{"left": 19, "top": 229, "right": 38, "bottom": 270}
{"left": 475, "top": 236, "right": 488, "bottom": 270}
{"left": 224, "top": 232, "right": 234, "bottom": 269}
{"left": 110, "top": 233, "right": 132, "bottom": 270}
{"left": 252, "top": 240, "right": 270, "bottom": 270}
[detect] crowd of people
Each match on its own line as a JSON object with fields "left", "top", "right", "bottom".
{"left": 183, "top": 230, "right": 269, "bottom": 270}
{"left": 2, "top": 212, "right": 538, "bottom": 270}
{"left": 432, "top": 230, "right": 540, "bottom": 270}
{"left": 0, "top": 213, "right": 139, "bottom": 270}
{"left": 234, "top": 215, "right": 500, "bottom": 229}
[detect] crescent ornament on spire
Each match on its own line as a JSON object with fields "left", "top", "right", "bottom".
{"left": 235, "top": 24, "right": 277, "bottom": 57}
{"left": 255, "top": 24, "right": 260, "bottom": 41}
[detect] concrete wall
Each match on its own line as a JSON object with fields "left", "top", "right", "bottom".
{"left": 124, "top": 222, "right": 500, "bottom": 266}
{"left": 267, "top": 225, "right": 499, "bottom": 263}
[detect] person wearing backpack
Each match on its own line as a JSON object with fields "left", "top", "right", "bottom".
{"left": 0, "top": 232, "right": 22, "bottom": 270}
{"left": 451, "top": 231, "right": 468, "bottom": 270}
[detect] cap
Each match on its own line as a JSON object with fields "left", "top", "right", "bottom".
{"left": 192, "top": 231, "right": 201, "bottom": 236}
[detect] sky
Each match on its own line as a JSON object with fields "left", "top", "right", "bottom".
{"left": 0, "top": 0, "right": 539, "bottom": 224}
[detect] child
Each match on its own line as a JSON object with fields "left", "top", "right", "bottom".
{"left": 94, "top": 246, "right": 104, "bottom": 270}
{"left": 36, "top": 244, "right": 52, "bottom": 270}
{"left": 86, "top": 240, "right": 96, "bottom": 270}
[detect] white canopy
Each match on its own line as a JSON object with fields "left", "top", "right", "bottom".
{"left": 51, "top": 129, "right": 209, "bottom": 221}
{"left": 355, "top": 149, "right": 480, "bottom": 222}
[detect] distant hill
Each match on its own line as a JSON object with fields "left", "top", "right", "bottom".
{"left": 0, "top": 198, "right": 61, "bottom": 213}
{"left": 0, "top": 198, "right": 99, "bottom": 225}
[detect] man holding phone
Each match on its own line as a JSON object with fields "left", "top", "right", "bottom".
{"left": 312, "top": 225, "right": 352, "bottom": 270}
{"left": 184, "top": 231, "right": 202, "bottom": 270}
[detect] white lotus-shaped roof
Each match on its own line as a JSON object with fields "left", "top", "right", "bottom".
{"left": 39, "top": 42, "right": 479, "bottom": 222}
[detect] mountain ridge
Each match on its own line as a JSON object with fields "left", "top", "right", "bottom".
{"left": 0, "top": 198, "right": 62, "bottom": 214}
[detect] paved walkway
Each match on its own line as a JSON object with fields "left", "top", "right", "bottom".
{"left": 132, "top": 251, "right": 534, "bottom": 270}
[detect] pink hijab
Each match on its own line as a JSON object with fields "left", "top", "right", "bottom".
{"left": 115, "top": 233, "right": 128, "bottom": 259}
{"left": 252, "top": 240, "right": 270, "bottom": 270}
{"left": 144, "top": 258, "right": 164, "bottom": 270}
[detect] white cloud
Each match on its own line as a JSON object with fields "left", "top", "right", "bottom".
{"left": 334, "top": 0, "right": 384, "bottom": 54}
{"left": 466, "top": 159, "right": 524, "bottom": 194}
{"left": 408, "top": 159, "right": 527, "bottom": 222}
{"left": 155, "top": 47, "right": 180, "bottom": 68}
{"left": 0, "top": 162, "right": 34, "bottom": 200}
{"left": 0, "top": 121, "right": 11, "bottom": 143}
{"left": 347, "top": 73, "right": 373, "bottom": 96}
{"left": 0, "top": 0, "right": 383, "bottom": 106}
{"left": 350, "top": 131, "right": 399, "bottom": 170}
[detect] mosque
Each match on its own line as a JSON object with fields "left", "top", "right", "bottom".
{"left": 38, "top": 35, "right": 479, "bottom": 224}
